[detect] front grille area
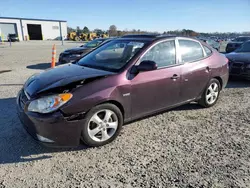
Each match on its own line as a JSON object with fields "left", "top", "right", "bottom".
{"left": 233, "top": 62, "right": 244, "bottom": 67}
{"left": 230, "top": 62, "right": 249, "bottom": 75}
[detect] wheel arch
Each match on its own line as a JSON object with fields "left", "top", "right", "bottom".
{"left": 98, "top": 100, "right": 125, "bottom": 119}
{"left": 213, "top": 76, "right": 223, "bottom": 90}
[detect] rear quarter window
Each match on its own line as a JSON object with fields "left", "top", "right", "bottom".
{"left": 203, "top": 45, "right": 212, "bottom": 56}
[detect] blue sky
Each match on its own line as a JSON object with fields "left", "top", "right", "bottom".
{"left": 1, "top": 0, "right": 250, "bottom": 33}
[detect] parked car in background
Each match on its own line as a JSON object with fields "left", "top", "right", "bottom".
{"left": 199, "top": 38, "right": 220, "bottom": 51}
{"left": 8, "top": 34, "right": 19, "bottom": 42}
{"left": 206, "top": 39, "right": 220, "bottom": 51}
{"left": 226, "top": 40, "right": 250, "bottom": 79}
{"left": 58, "top": 38, "right": 111, "bottom": 64}
{"left": 226, "top": 36, "right": 250, "bottom": 53}
{"left": 17, "top": 35, "right": 229, "bottom": 148}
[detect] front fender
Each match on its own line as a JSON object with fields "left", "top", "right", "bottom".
{"left": 61, "top": 84, "right": 131, "bottom": 121}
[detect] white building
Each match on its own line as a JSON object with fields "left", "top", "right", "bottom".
{"left": 0, "top": 17, "right": 67, "bottom": 41}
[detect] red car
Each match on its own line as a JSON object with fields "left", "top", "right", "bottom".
{"left": 17, "top": 35, "right": 229, "bottom": 147}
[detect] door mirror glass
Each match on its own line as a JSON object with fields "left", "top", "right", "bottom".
{"left": 137, "top": 60, "right": 157, "bottom": 72}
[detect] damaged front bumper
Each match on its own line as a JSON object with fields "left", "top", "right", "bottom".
{"left": 17, "top": 90, "right": 85, "bottom": 148}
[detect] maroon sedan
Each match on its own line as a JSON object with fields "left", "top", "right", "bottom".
{"left": 17, "top": 35, "right": 229, "bottom": 147}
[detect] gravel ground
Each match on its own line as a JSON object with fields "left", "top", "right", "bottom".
{"left": 0, "top": 41, "right": 249, "bottom": 188}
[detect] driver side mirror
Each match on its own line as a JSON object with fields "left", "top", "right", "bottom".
{"left": 137, "top": 60, "right": 157, "bottom": 72}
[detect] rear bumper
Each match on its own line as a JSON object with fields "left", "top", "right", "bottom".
{"left": 17, "top": 90, "right": 84, "bottom": 148}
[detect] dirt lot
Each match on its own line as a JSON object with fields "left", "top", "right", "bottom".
{"left": 0, "top": 41, "right": 249, "bottom": 188}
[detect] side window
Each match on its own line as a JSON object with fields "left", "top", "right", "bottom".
{"left": 203, "top": 45, "right": 212, "bottom": 56}
{"left": 178, "top": 40, "right": 204, "bottom": 63}
{"left": 141, "top": 40, "right": 176, "bottom": 68}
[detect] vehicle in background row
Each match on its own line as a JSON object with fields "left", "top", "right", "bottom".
{"left": 226, "top": 40, "right": 250, "bottom": 79}
{"left": 8, "top": 34, "right": 19, "bottom": 42}
{"left": 17, "top": 35, "right": 229, "bottom": 148}
{"left": 199, "top": 38, "right": 220, "bottom": 51}
{"left": 226, "top": 36, "right": 250, "bottom": 53}
{"left": 58, "top": 38, "right": 112, "bottom": 64}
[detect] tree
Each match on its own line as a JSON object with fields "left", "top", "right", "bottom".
{"left": 109, "top": 25, "right": 117, "bottom": 36}
{"left": 117, "top": 30, "right": 123, "bottom": 36}
{"left": 67, "top": 27, "right": 74, "bottom": 33}
{"left": 94, "top": 28, "right": 104, "bottom": 36}
{"left": 83, "top": 26, "right": 90, "bottom": 33}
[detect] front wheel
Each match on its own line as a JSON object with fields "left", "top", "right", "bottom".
{"left": 198, "top": 78, "right": 221, "bottom": 108}
{"left": 81, "top": 103, "right": 123, "bottom": 147}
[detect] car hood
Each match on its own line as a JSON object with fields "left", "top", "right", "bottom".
{"left": 24, "top": 64, "right": 115, "bottom": 98}
{"left": 226, "top": 52, "right": 250, "bottom": 63}
{"left": 64, "top": 46, "right": 93, "bottom": 53}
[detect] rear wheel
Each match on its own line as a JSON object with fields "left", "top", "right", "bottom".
{"left": 198, "top": 78, "right": 221, "bottom": 108}
{"left": 81, "top": 104, "right": 123, "bottom": 147}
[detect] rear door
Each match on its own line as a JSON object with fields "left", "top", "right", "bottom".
{"left": 177, "top": 38, "right": 211, "bottom": 101}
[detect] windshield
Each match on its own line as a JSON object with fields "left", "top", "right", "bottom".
{"left": 235, "top": 41, "right": 250, "bottom": 52}
{"left": 232, "top": 37, "right": 250, "bottom": 42}
{"left": 77, "top": 40, "right": 146, "bottom": 72}
{"left": 84, "top": 39, "right": 105, "bottom": 48}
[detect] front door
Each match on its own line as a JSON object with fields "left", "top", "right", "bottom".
{"left": 130, "top": 40, "right": 181, "bottom": 119}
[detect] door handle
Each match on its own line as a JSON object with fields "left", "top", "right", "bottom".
{"left": 171, "top": 74, "right": 179, "bottom": 80}
{"left": 206, "top": 66, "right": 211, "bottom": 72}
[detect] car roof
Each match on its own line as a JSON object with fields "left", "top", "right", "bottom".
{"left": 117, "top": 34, "right": 200, "bottom": 42}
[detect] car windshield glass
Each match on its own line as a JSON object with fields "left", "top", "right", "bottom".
{"left": 232, "top": 37, "right": 250, "bottom": 42}
{"left": 235, "top": 41, "right": 250, "bottom": 52}
{"left": 84, "top": 39, "right": 104, "bottom": 48}
{"left": 77, "top": 40, "right": 146, "bottom": 72}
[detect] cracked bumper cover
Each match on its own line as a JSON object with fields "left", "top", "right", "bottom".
{"left": 17, "top": 91, "right": 85, "bottom": 148}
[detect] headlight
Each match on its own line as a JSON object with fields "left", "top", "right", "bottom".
{"left": 28, "top": 93, "right": 72, "bottom": 113}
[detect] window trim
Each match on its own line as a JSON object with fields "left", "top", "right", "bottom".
{"left": 136, "top": 38, "right": 179, "bottom": 69}
{"left": 176, "top": 37, "right": 208, "bottom": 64}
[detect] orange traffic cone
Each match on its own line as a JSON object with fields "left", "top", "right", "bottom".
{"left": 51, "top": 44, "right": 56, "bottom": 68}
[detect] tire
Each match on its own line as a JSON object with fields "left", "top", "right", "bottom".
{"left": 198, "top": 78, "right": 221, "bottom": 108}
{"left": 81, "top": 103, "right": 123, "bottom": 147}
{"left": 74, "top": 36, "right": 80, "bottom": 41}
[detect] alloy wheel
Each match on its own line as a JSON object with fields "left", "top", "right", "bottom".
{"left": 87, "top": 109, "right": 118, "bottom": 142}
{"left": 206, "top": 82, "right": 219, "bottom": 105}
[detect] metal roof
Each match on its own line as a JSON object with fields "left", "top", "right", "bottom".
{"left": 0, "top": 16, "right": 67, "bottom": 22}
{"left": 121, "top": 34, "right": 177, "bottom": 39}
